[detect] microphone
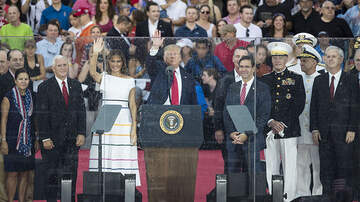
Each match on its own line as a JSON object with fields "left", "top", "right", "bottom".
{"left": 165, "top": 66, "right": 175, "bottom": 75}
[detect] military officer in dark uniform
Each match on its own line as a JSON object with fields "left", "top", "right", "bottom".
{"left": 263, "top": 42, "right": 306, "bottom": 202}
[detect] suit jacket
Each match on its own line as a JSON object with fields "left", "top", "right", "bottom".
{"left": 310, "top": 71, "right": 359, "bottom": 140}
{"left": 0, "top": 71, "right": 15, "bottom": 102}
{"left": 223, "top": 80, "right": 271, "bottom": 152}
{"left": 36, "top": 77, "right": 86, "bottom": 148}
{"left": 146, "top": 54, "right": 198, "bottom": 105}
{"left": 106, "top": 27, "right": 131, "bottom": 60}
{"left": 213, "top": 71, "right": 235, "bottom": 131}
{"left": 135, "top": 19, "right": 173, "bottom": 37}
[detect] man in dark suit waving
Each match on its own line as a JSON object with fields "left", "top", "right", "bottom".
{"left": 223, "top": 55, "right": 271, "bottom": 175}
{"left": 37, "top": 55, "right": 86, "bottom": 202}
{"left": 146, "top": 30, "right": 197, "bottom": 105}
{"left": 310, "top": 46, "right": 359, "bottom": 202}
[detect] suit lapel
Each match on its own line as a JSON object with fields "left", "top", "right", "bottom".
{"left": 179, "top": 68, "right": 186, "bottom": 104}
{"left": 244, "top": 82, "right": 254, "bottom": 105}
{"left": 321, "top": 73, "right": 331, "bottom": 99}
{"left": 50, "top": 77, "right": 66, "bottom": 108}
{"left": 334, "top": 71, "right": 345, "bottom": 99}
{"left": 145, "top": 20, "right": 150, "bottom": 37}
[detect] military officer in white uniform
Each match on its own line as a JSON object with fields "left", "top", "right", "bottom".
{"left": 296, "top": 44, "right": 323, "bottom": 198}
{"left": 287, "top": 33, "right": 325, "bottom": 74}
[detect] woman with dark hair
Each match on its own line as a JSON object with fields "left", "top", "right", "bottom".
{"left": 263, "top": 13, "right": 289, "bottom": 38}
{"left": 60, "top": 41, "right": 78, "bottom": 79}
{"left": 23, "top": 39, "right": 45, "bottom": 81}
{"left": 94, "top": 0, "right": 115, "bottom": 33}
{"left": 255, "top": 44, "right": 272, "bottom": 77}
{"left": 201, "top": 68, "right": 219, "bottom": 149}
{"left": 88, "top": 38, "right": 141, "bottom": 186}
{"left": 1, "top": 69, "right": 38, "bottom": 202}
{"left": 197, "top": 5, "right": 217, "bottom": 38}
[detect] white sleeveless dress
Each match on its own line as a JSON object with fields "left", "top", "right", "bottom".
{"left": 89, "top": 73, "right": 140, "bottom": 186}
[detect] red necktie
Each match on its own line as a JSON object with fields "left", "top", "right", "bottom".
{"left": 240, "top": 82, "right": 247, "bottom": 105}
{"left": 171, "top": 71, "right": 179, "bottom": 105}
{"left": 62, "top": 81, "right": 69, "bottom": 106}
{"left": 330, "top": 76, "right": 335, "bottom": 99}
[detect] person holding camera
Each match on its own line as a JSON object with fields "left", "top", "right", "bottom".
{"left": 21, "top": 0, "right": 50, "bottom": 35}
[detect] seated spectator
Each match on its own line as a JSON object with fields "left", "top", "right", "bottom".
{"left": 255, "top": 44, "right": 271, "bottom": 77}
{"left": 262, "top": 13, "right": 289, "bottom": 38}
{"left": 128, "top": 56, "right": 148, "bottom": 78}
{"left": 195, "top": 0, "right": 222, "bottom": 23}
{"left": 68, "top": 11, "right": 82, "bottom": 38}
{"left": 338, "top": 2, "right": 360, "bottom": 37}
{"left": 223, "top": 0, "right": 241, "bottom": 24}
{"left": 21, "top": 0, "right": 51, "bottom": 35}
{"left": 106, "top": 15, "right": 134, "bottom": 61}
{"left": 254, "top": 0, "right": 292, "bottom": 30}
{"left": 1, "top": 68, "right": 37, "bottom": 202}
{"left": 310, "top": 0, "right": 353, "bottom": 37}
{"left": 196, "top": 5, "right": 217, "bottom": 38}
{"left": 60, "top": 41, "right": 78, "bottom": 79}
{"left": 176, "top": 38, "right": 194, "bottom": 67}
{"left": 214, "top": 24, "right": 250, "bottom": 71}
{"left": 80, "top": 25, "right": 105, "bottom": 68}
{"left": 116, "top": 2, "right": 131, "bottom": 16}
{"left": 24, "top": 39, "right": 45, "bottom": 81}
{"left": 175, "top": 6, "right": 208, "bottom": 38}
{"left": 185, "top": 39, "right": 227, "bottom": 82}
{"left": 36, "top": 20, "right": 64, "bottom": 75}
{"left": 153, "top": 0, "right": 187, "bottom": 30}
{"left": 74, "top": 7, "right": 96, "bottom": 64}
{"left": 0, "top": 6, "right": 33, "bottom": 50}
{"left": 214, "top": 19, "right": 227, "bottom": 44}
{"left": 291, "top": 0, "right": 320, "bottom": 35}
{"left": 5, "top": 0, "right": 26, "bottom": 22}
{"left": 314, "top": 31, "right": 330, "bottom": 64}
{"left": 128, "top": 9, "right": 146, "bottom": 37}
{"left": 93, "top": 0, "right": 115, "bottom": 33}
{"left": 39, "top": 0, "right": 72, "bottom": 31}
{"left": 0, "top": 3, "right": 8, "bottom": 30}
{"left": 72, "top": 0, "right": 96, "bottom": 18}
{"left": 234, "top": 5, "right": 262, "bottom": 40}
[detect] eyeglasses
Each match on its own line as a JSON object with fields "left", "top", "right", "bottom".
{"left": 246, "top": 28, "right": 249, "bottom": 37}
{"left": 323, "top": 6, "right": 335, "bottom": 10}
{"left": 201, "top": 11, "right": 210, "bottom": 14}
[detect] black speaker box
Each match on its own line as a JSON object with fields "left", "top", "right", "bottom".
{"left": 83, "top": 171, "right": 125, "bottom": 195}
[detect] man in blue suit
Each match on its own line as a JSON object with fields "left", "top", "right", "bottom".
{"left": 146, "top": 30, "right": 198, "bottom": 105}
{"left": 223, "top": 55, "right": 271, "bottom": 174}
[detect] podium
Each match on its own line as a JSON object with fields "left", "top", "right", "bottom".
{"left": 139, "top": 105, "right": 203, "bottom": 202}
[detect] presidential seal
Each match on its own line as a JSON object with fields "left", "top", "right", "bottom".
{"left": 160, "top": 110, "right": 184, "bottom": 135}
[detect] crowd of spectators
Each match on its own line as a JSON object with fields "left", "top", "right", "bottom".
{"left": 0, "top": 0, "right": 359, "bottom": 200}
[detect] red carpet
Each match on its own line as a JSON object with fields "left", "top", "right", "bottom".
{"left": 34, "top": 149, "right": 224, "bottom": 202}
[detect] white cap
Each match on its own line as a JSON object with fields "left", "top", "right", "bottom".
{"left": 292, "top": 32, "right": 317, "bottom": 47}
{"left": 297, "top": 44, "right": 322, "bottom": 62}
{"left": 176, "top": 38, "right": 193, "bottom": 48}
{"left": 267, "top": 42, "right": 293, "bottom": 56}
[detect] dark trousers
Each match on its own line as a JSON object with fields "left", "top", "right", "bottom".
{"left": 41, "top": 144, "right": 79, "bottom": 202}
{"left": 352, "top": 135, "right": 360, "bottom": 200}
{"left": 319, "top": 132, "right": 354, "bottom": 201}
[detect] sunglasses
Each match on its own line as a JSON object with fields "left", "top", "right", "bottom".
{"left": 201, "top": 10, "right": 210, "bottom": 14}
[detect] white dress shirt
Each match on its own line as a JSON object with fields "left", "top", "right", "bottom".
{"left": 240, "top": 76, "right": 254, "bottom": 100}
{"left": 164, "top": 68, "right": 182, "bottom": 105}
{"left": 328, "top": 70, "right": 342, "bottom": 95}
{"left": 234, "top": 70, "right": 242, "bottom": 82}
{"left": 55, "top": 76, "right": 69, "bottom": 93}
{"left": 148, "top": 19, "right": 159, "bottom": 37}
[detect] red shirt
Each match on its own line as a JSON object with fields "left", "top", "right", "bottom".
{"left": 214, "top": 40, "right": 250, "bottom": 72}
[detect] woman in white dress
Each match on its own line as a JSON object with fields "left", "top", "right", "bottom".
{"left": 88, "top": 38, "right": 140, "bottom": 185}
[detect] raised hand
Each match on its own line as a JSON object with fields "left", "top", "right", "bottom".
{"left": 151, "top": 30, "right": 164, "bottom": 49}
{"left": 93, "top": 38, "right": 104, "bottom": 54}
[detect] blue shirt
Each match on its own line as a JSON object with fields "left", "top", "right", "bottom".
{"left": 185, "top": 53, "right": 227, "bottom": 81}
{"left": 174, "top": 24, "right": 207, "bottom": 38}
{"left": 36, "top": 38, "right": 64, "bottom": 69}
{"left": 195, "top": 81, "right": 208, "bottom": 119}
{"left": 40, "top": 4, "right": 72, "bottom": 30}
{"left": 338, "top": 5, "right": 360, "bottom": 37}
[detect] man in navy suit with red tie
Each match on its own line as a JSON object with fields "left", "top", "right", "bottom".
{"left": 37, "top": 55, "right": 86, "bottom": 202}
{"left": 146, "top": 30, "right": 197, "bottom": 105}
{"left": 310, "top": 46, "right": 359, "bottom": 202}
